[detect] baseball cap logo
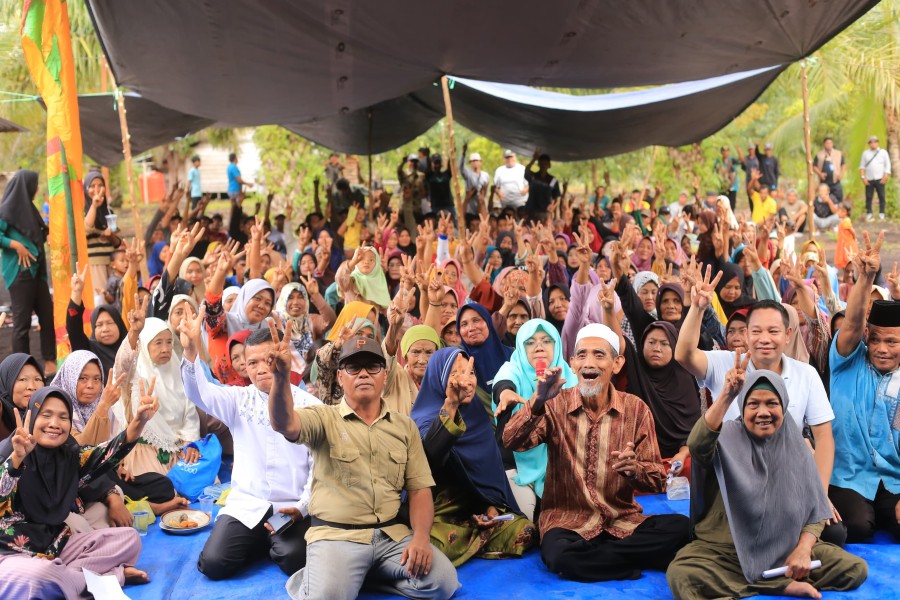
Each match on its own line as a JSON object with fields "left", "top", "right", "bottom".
{"left": 356, "top": 338, "right": 366, "bottom": 349}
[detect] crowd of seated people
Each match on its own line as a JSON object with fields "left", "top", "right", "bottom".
{"left": 0, "top": 137, "right": 896, "bottom": 599}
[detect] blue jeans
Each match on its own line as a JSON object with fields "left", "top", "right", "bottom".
{"left": 286, "top": 531, "right": 458, "bottom": 600}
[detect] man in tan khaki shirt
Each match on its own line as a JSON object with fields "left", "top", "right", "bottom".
{"left": 267, "top": 324, "right": 458, "bottom": 600}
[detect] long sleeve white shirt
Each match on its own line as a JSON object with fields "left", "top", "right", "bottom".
{"left": 181, "top": 355, "right": 319, "bottom": 529}
{"left": 860, "top": 148, "right": 892, "bottom": 181}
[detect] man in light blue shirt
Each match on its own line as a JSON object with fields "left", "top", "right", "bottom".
{"left": 188, "top": 155, "right": 203, "bottom": 208}
{"left": 227, "top": 152, "right": 253, "bottom": 200}
{"left": 828, "top": 231, "right": 900, "bottom": 543}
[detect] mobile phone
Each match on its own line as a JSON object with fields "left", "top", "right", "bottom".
{"left": 266, "top": 511, "right": 293, "bottom": 535}
{"left": 490, "top": 513, "right": 515, "bottom": 522}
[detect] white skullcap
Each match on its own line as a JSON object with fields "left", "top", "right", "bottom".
{"left": 575, "top": 323, "right": 620, "bottom": 355}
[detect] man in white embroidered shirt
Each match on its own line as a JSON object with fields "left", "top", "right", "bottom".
{"left": 178, "top": 308, "right": 319, "bottom": 580}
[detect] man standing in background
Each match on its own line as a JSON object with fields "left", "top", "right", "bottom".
{"left": 460, "top": 143, "right": 489, "bottom": 217}
{"left": 227, "top": 152, "right": 253, "bottom": 201}
{"left": 494, "top": 150, "right": 529, "bottom": 213}
{"left": 758, "top": 142, "right": 780, "bottom": 192}
{"left": 713, "top": 146, "right": 740, "bottom": 210}
{"left": 814, "top": 137, "right": 846, "bottom": 201}
{"left": 188, "top": 155, "right": 202, "bottom": 209}
{"left": 859, "top": 135, "right": 891, "bottom": 222}
{"left": 324, "top": 153, "right": 343, "bottom": 188}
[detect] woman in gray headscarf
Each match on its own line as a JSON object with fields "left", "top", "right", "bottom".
{"left": 666, "top": 358, "right": 867, "bottom": 600}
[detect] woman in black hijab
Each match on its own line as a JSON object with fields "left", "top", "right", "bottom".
{"left": 83, "top": 172, "right": 121, "bottom": 292}
{"left": 624, "top": 322, "right": 700, "bottom": 476}
{"left": 0, "top": 170, "right": 55, "bottom": 375}
{"left": 715, "top": 262, "right": 756, "bottom": 320}
{"left": 542, "top": 283, "right": 570, "bottom": 335}
{"left": 0, "top": 353, "right": 44, "bottom": 443}
{"left": 0, "top": 386, "right": 158, "bottom": 595}
{"left": 66, "top": 265, "right": 129, "bottom": 374}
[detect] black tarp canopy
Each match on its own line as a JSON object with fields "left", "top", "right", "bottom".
{"left": 82, "top": 0, "right": 878, "bottom": 158}
{"left": 40, "top": 94, "right": 214, "bottom": 166}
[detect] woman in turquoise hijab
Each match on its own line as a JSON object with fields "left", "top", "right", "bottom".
{"left": 492, "top": 318, "right": 577, "bottom": 522}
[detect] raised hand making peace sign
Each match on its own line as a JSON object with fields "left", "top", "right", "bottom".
{"left": 721, "top": 351, "right": 751, "bottom": 405}
{"left": 445, "top": 354, "right": 477, "bottom": 409}
{"left": 9, "top": 408, "right": 36, "bottom": 468}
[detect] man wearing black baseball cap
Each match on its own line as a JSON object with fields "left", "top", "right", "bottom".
{"left": 269, "top": 333, "right": 459, "bottom": 599}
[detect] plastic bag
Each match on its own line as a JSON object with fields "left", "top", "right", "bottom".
{"left": 168, "top": 434, "right": 223, "bottom": 501}
{"left": 124, "top": 496, "right": 156, "bottom": 526}
{"left": 666, "top": 476, "right": 690, "bottom": 500}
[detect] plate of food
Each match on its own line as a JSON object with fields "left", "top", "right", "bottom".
{"left": 159, "top": 509, "right": 212, "bottom": 535}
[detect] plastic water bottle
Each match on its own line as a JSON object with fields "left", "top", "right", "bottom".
{"left": 666, "top": 460, "right": 683, "bottom": 486}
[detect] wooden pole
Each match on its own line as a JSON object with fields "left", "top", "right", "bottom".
{"left": 114, "top": 89, "right": 150, "bottom": 282}
{"left": 440, "top": 76, "right": 464, "bottom": 225}
{"left": 637, "top": 146, "right": 659, "bottom": 212}
{"left": 367, "top": 108, "right": 374, "bottom": 196}
{"left": 99, "top": 57, "right": 110, "bottom": 190}
{"left": 801, "top": 59, "right": 816, "bottom": 240}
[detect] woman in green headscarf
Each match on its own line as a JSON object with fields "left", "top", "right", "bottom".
{"left": 492, "top": 318, "right": 577, "bottom": 522}
{"left": 339, "top": 246, "right": 391, "bottom": 309}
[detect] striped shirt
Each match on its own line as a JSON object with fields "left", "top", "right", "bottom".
{"left": 503, "top": 387, "right": 666, "bottom": 540}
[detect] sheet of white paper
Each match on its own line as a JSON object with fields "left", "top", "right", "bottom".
{"left": 83, "top": 568, "right": 131, "bottom": 600}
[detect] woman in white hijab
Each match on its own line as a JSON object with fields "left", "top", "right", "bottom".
{"left": 51, "top": 350, "right": 122, "bottom": 446}
{"left": 113, "top": 313, "right": 200, "bottom": 476}
{"left": 224, "top": 279, "right": 275, "bottom": 335}
{"left": 204, "top": 247, "right": 276, "bottom": 385}
{"left": 179, "top": 257, "right": 207, "bottom": 305}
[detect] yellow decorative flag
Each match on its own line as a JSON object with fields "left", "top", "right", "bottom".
{"left": 21, "top": 0, "right": 93, "bottom": 361}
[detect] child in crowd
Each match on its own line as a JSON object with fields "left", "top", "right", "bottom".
{"left": 104, "top": 249, "right": 129, "bottom": 310}
{"left": 834, "top": 202, "right": 857, "bottom": 270}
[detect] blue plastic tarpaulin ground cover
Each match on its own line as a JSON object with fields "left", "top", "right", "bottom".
{"left": 127, "top": 494, "right": 897, "bottom": 600}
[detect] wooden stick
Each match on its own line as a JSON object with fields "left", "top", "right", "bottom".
{"left": 637, "top": 146, "right": 660, "bottom": 223}
{"left": 801, "top": 59, "right": 816, "bottom": 240}
{"left": 99, "top": 56, "right": 110, "bottom": 197}
{"left": 367, "top": 108, "right": 374, "bottom": 218}
{"left": 440, "top": 76, "right": 464, "bottom": 225}
{"left": 114, "top": 89, "right": 150, "bottom": 282}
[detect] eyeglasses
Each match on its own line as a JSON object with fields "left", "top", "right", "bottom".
{"left": 524, "top": 336, "right": 555, "bottom": 348}
{"left": 342, "top": 364, "right": 385, "bottom": 376}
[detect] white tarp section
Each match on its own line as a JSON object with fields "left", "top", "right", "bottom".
{"left": 286, "top": 67, "right": 783, "bottom": 160}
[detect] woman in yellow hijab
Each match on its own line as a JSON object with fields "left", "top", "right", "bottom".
{"left": 326, "top": 300, "right": 377, "bottom": 341}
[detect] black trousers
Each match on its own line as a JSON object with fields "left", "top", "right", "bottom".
{"left": 865, "top": 181, "right": 886, "bottom": 215}
{"left": 830, "top": 482, "right": 900, "bottom": 543}
{"left": 197, "top": 508, "right": 310, "bottom": 580}
{"left": 726, "top": 189, "right": 737, "bottom": 211}
{"left": 819, "top": 520, "right": 848, "bottom": 548}
{"left": 827, "top": 180, "right": 844, "bottom": 201}
{"left": 9, "top": 271, "right": 55, "bottom": 361}
{"left": 541, "top": 514, "right": 690, "bottom": 582}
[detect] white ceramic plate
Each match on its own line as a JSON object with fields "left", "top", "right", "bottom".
{"left": 159, "top": 509, "right": 212, "bottom": 535}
